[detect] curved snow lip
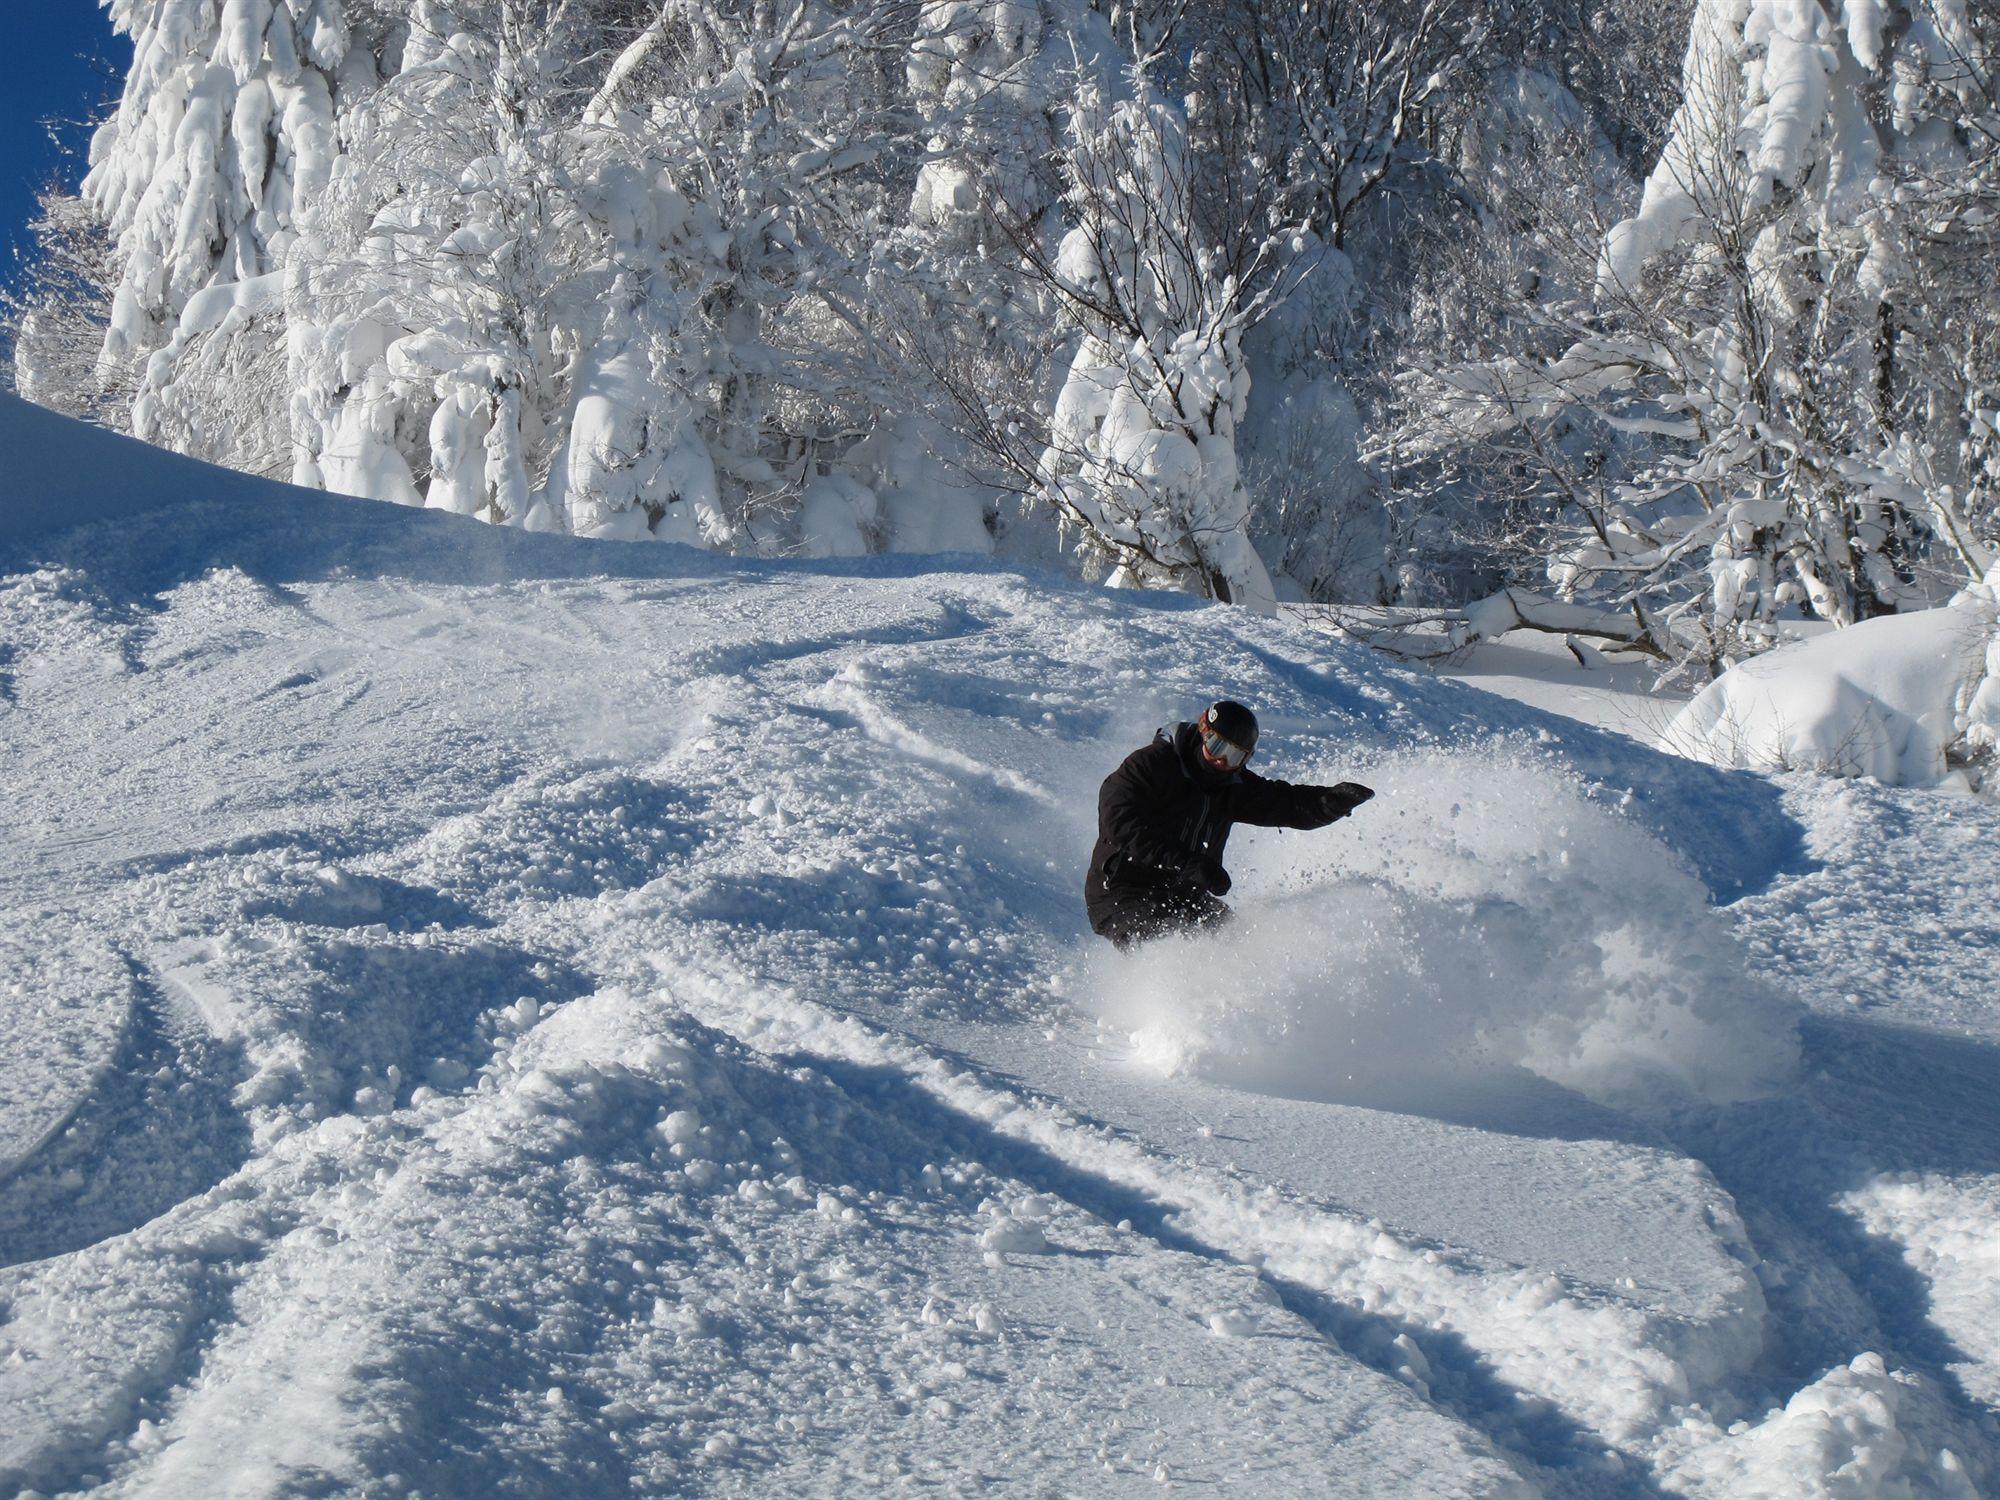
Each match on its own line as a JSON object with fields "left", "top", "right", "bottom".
{"left": 0, "top": 961, "right": 252, "bottom": 1270}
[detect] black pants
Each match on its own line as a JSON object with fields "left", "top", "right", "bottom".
{"left": 1089, "top": 883, "right": 1233, "bottom": 951}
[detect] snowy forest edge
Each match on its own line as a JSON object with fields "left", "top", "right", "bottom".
{"left": 5, "top": 0, "right": 2000, "bottom": 732}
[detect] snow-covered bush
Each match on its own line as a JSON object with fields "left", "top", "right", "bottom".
{"left": 1664, "top": 566, "right": 2000, "bottom": 786}
{"left": 2, "top": 187, "right": 131, "bottom": 429}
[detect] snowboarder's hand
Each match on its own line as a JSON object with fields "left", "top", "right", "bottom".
{"left": 1318, "top": 782, "right": 1375, "bottom": 821}
{"left": 1198, "top": 859, "right": 1232, "bottom": 897}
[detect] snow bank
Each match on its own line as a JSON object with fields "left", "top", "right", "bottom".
{"left": 0, "top": 393, "right": 309, "bottom": 549}
{"left": 1842, "top": 1173, "right": 2000, "bottom": 1409}
{"left": 1096, "top": 746, "right": 1801, "bottom": 1110}
{"left": 1662, "top": 597, "right": 2000, "bottom": 786}
{"left": 16, "top": 393, "right": 1996, "bottom": 1497}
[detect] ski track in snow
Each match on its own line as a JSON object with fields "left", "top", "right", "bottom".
{"left": 1, "top": 398, "right": 1997, "bottom": 1497}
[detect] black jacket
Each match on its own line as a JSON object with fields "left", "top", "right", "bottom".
{"left": 1085, "top": 723, "right": 1345, "bottom": 923}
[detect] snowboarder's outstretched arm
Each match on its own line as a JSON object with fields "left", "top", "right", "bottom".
{"left": 1228, "top": 773, "right": 1374, "bottom": 830}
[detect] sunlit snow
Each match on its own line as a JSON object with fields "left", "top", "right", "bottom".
{"left": 3, "top": 396, "right": 1997, "bottom": 1497}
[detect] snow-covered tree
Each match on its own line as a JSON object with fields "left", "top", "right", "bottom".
{"left": 633, "top": 0, "right": 927, "bottom": 545}
{"left": 84, "top": 0, "right": 356, "bottom": 458}
{"left": 38, "top": 0, "right": 2000, "bottom": 640}
{"left": 1224, "top": 0, "right": 1492, "bottom": 604}
{"left": 1384, "top": 0, "right": 2000, "bottom": 672}
{"left": 280, "top": 0, "right": 941, "bottom": 540}
{"left": 1022, "top": 73, "right": 1292, "bottom": 609}
{"left": 43, "top": 0, "right": 940, "bottom": 544}
{"left": 3, "top": 186, "right": 131, "bottom": 428}
{"left": 284, "top": 0, "right": 617, "bottom": 526}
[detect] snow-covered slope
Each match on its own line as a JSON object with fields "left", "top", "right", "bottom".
{"left": 2, "top": 394, "right": 1996, "bottom": 1497}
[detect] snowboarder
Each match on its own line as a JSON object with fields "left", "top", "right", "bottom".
{"left": 1086, "top": 700, "right": 1374, "bottom": 949}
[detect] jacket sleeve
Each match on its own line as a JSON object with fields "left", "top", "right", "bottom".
{"left": 1226, "top": 771, "right": 1342, "bottom": 830}
{"left": 1099, "top": 749, "right": 1200, "bottom": 878}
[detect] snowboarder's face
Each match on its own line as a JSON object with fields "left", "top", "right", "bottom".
{"left": 1197, "top": 740, "right": 1236, "bottom": 775}
{"left": 1196, "top": 717, "right": 1250, "bottom": 773}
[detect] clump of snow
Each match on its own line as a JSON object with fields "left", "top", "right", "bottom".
{"left": 978, "top": 1218, "right": 1050, "bottom": 1256}
{"left": 798, "top": 474, "right": 881, "bottom": 559}
{"left": 545, "top": 339, "right": 722, "bottom": 544}
{"left": 1095, "top": 747, "right": 1801, "bottom": 1110}
{"left": 1662, "top": 591, "right": 2000, "bottom": 786}
{"left": 659, "top": 1108, "right": 704, "bottom": 1147}
{"left": 1599, "top": 0, "right": 1882, "bottom": 293}
{"left": 1666, "top": 1353, "right": 1982, "bottom": 1500}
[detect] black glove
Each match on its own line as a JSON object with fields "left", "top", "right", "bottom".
{"left": 1317, "top": 782, "right": 1375, "bottom": 822}
{"left": 1197, "top": 858, "right": 1232, "bottom": 897}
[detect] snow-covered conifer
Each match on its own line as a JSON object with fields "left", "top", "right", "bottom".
{"left": 86, "top": 0, "right": 356, "bottom": 461}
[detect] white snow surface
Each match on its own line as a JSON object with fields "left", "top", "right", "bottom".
{"left": 1663, "top": 600, "right": 2000, "bottom": 786}
{"left": 3, "top": 394, "right": 1998, "bottom": 1497}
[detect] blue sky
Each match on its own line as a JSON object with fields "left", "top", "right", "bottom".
{"left": 2, "top": 6, "right": 129, "bottom": 279}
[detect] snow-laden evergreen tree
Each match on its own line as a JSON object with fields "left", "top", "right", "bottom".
{"left": 901, "top": 0, "right": 1094, "bottom": 287}
{"left": 83, "top": 0, "right": 361, "bottom": 470}
{"left": 884, "top": 0, "right": 1118, "bottom": 564}
{"left": 634, "top": 0, "right": 939, "bottom": 550}
{"left": 1593, "top": 0, "right": 2000, "bottom": 625}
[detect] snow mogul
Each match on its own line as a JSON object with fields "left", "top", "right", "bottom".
{"left": 1086, "top": 700, "right": 1375, "bottom": 949}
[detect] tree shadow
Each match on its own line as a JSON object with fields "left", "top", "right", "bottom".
{"left": 1666, "top": 1014, "right": 2000, "bottom": 1435}
{"left": 793, "top": 1052, "right": 1673, "bottom": 1497}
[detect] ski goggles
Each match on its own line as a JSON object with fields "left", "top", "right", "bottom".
{"left": 1197, "top": 720, "right": 1251, "bottom": 769}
